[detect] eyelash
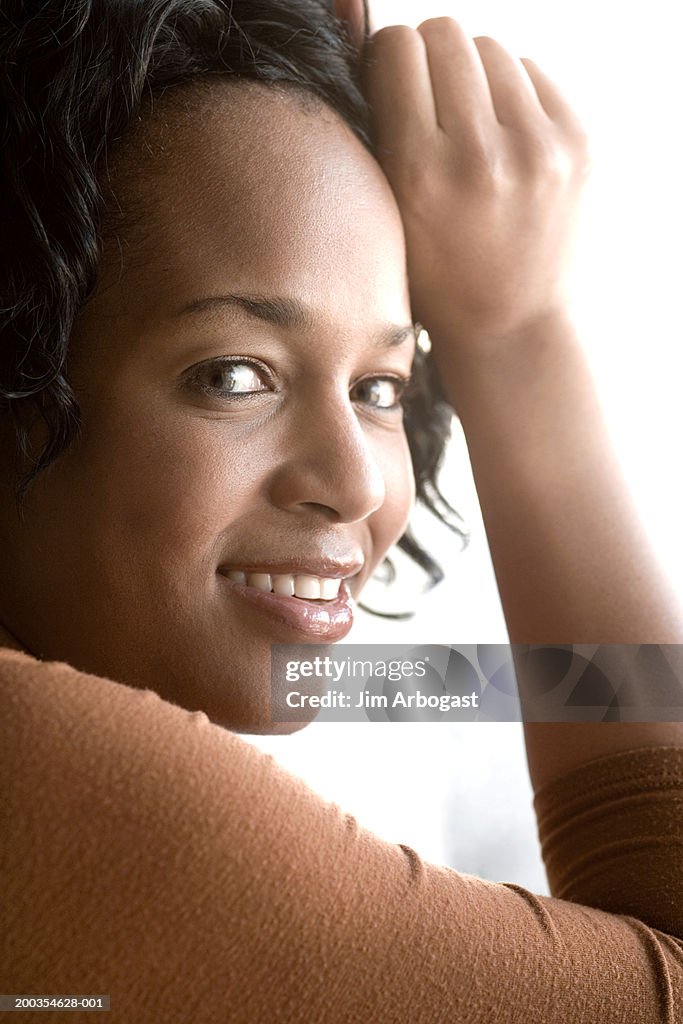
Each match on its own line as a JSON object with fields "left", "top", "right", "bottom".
{"left": 186, "top": 357, "right": 414, "bottom": 412}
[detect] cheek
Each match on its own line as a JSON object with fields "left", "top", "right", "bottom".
{"left": 67, "top": 399, "right": 265, "bottom": 578}
{"left": 127, "top": 432, "right": 262, "bottom": 561}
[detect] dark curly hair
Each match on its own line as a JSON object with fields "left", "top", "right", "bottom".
{"left": 0, "top": 0, "right": 468, "bottom": 616}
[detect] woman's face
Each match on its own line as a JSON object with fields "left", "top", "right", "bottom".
{"left": 0, "top": 82, "right": 416, "bottom": 732}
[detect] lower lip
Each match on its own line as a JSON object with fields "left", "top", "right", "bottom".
{"left": 216, "top": 573, "right": 356, "bottom": 641}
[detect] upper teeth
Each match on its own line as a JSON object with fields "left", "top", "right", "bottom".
{"left": 225, "top": 571, "right": 341, "bottom": 601}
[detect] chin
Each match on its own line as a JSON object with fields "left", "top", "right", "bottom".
{"left": 196, "top": 687, "right": 319, "bottom": 736}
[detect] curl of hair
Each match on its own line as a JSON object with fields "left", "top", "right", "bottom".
{"left": 0, "top": 0, "right": 467, "bottom": 614}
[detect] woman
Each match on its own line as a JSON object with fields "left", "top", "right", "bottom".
{"left": 1, "top": 1, "right": 682, "bottom": 1020}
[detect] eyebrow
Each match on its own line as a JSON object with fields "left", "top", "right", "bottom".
{"left": 174, "top": 293, "right": 417, "bottom": 350}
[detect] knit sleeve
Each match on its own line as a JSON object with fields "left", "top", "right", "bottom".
{"left": 533, "top": 745, "right": 683, "bottom": 938}
{"left": 2, "top": 648, "right": 683, "bottom": 1024}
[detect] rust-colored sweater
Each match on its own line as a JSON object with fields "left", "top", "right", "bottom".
{"left": 2, "top": 623, "right": 683, "bottom": 1023}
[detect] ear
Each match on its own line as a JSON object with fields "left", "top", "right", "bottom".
{"left": 333, "top": 0, "right": 368, "bottom": 51}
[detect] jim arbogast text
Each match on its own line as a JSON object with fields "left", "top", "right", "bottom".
{"left": 285, "top": 690, "right": 480, "bottom": 710}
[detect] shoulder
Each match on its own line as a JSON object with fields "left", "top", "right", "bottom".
{"left": 0, "top": 643, "right": 289, "bottom": 819}
{"left": 1, "top": 641, "right": 169, "bottom": 714}
{"left": 0, "top": 643, "right": 195, "bottom": 761}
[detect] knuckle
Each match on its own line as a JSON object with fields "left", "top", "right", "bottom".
{"left": 481, "top": 167, "right": 514, "bottom": 196}
{"left": 533, "top": 145, "right": 566, "bottom": 179}
{"left": 372, "top": 24, "right": 418, "bottom": 48}
{"left": 472, "top": 134, "right": 505, "bottom": 170}
{"left": 573, "top": 153, "right": 594, "bottom": 182}
{"left": 579, "top": 150, "right": 594, "bottom": 177}
{"left": 418, "top": 16, "right": 453, "bottom": 31}
{"left": 571, "top": 129, "right": 594, "bottom": 172}
{"left": 473, "top": 35, "right": 509, "bottom": 57}
{"left": 418, "top": 16, "right": 467, "bottom": 38}
{"left": 374, "top": 23, "right": 417, "bottom": 44}
{"left": 464, "top": 144, "right": 513, "bottom": 193}
{"left": 516, "top": 134, "right": 572, "bottom": 181}
{"left": 523, "top": 142, "right": 592, "bottom": 191}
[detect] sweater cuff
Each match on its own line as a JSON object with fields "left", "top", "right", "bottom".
{"left": 533, "top": 745, "right": 683, "bottom": 938}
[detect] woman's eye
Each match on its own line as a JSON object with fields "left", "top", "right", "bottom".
{"left": 184, "top": 362, "right": 410, "bottom": 410}
{"left": 189, "top": 359, "right": 271, "bottom": 397}
{"left": 352, "top": 376, "right": 410, "bottom": 411}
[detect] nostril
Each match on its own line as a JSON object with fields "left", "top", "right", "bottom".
{"left": 298, "top": 501, "right": 340, "bottom": 520}
{"left": 266, "top": 436, "right": 385, "bottom": 523}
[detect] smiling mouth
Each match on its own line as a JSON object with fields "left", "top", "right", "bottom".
{"left": 216, "top": 569, "right": 356, "bottom": 641}
{"left": 219, "top": 569, "right": 343, "bottom": 601}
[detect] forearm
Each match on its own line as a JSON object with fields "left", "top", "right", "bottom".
{"left": 440, "top": 309, "right": 680, "bottom": 642}
{"left": 435, "top": 308, "right": 683, "bottom": 788}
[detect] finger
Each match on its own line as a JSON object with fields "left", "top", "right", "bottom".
{"left": 472, "top": 36, "right": 548, "bottom": 126}
{"left": 417, "top": 18, "right": 498, "bottom": 139}
{"left": 520, "top": 58, "right": 589, "bottom": 138}
{"left": 333, "top": 0, "right": 368, "bottom": 51}
{"left": 364, "top": 26, "right": 438, "bottom": 152}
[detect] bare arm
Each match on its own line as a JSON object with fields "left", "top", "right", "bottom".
{"left": 441, "top": 308, "right": 683, "bottom": 787}
{"left": 364, "top": 18, "right": 683, "bottom": 792}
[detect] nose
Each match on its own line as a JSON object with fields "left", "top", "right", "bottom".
{"left": 266, "top": 392, "right": 387, "bottom": 523}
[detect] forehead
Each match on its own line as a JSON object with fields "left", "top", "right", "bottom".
{"left": 97, "top": 80, "right": 409, "bottom": 326}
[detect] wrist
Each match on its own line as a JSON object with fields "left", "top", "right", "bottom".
{"left": 427, "top": 305, "right": 580, "bottom": 413}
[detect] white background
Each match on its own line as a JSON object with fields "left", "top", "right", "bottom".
{"left": 245, "top": 1, "right": 683, "bottom": 894}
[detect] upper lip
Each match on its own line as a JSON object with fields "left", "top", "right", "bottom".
{"left": 217, "top": 557, "right": 365, "bottom": 579}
